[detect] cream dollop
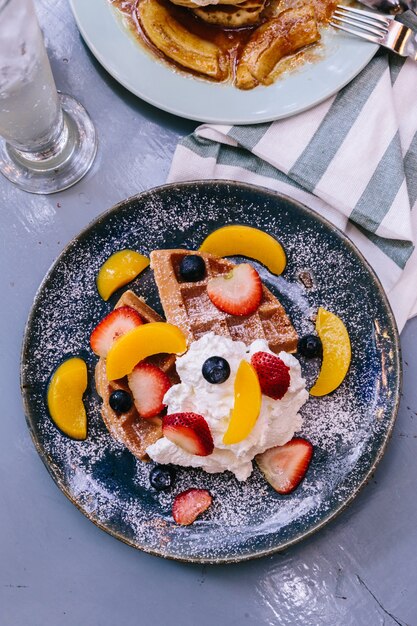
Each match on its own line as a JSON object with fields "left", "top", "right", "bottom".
{"left": 147, "top": 333, "right": 308, "bottom": 481}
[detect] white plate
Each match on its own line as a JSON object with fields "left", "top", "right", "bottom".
{"left": 69, "top": 0, "right": 378, "bottom": 124}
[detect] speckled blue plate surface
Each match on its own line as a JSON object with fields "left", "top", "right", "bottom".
{"left": 21, "top": 181, "right": 401, "bottom": 564}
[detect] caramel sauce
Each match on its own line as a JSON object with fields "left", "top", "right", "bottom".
{"left": 111, "top": 0, "right": 254, "bottom": 80}
{"left": 110, "top": 0, "right": 334, "bottom": 85}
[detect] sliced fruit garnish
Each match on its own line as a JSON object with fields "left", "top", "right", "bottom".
{"left": 207, "top": 263, "right": 262, "bottom": 316}
{"left": 90, "top": 306, "right": 143, "bottom": 358}
{"left": 200, "top": 224, "right": 287, "bottom": 275}
{"left": 223, "top": 360, "right": 261, "bottom": 445}
{"left": 256, "top": 438, "right": 313, "bottom": 494}
{"left": 162, "top": 412, "right": 214, "bottom": 456}
{"left": 128, "top": 363, "right": 171, "bottom": 419}
{"left": 172, "top": 489, "right": 213, "bottom": 526}
{"left": 309, "top": 307, "right": 351, "bottom": 397}
{"left": 106, "top": 322, "right": 187, "bottom": 381}
{"left": 251, "top": 351, "right": 290, "bottom": 400}
{"left": 47, "top": 357, "right": 88, "bottom": 440}
{"left": 96, "top": 250, "right": 150, "bottom": 301}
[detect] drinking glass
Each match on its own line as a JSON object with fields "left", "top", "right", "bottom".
{"left": 0, "top": 0, "right": 97, "bottom": 194}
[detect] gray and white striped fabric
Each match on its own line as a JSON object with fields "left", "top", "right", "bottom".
{"left": 169, "top": 44, "right": 417, "bottom": 332}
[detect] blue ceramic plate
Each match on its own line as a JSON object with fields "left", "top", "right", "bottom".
{"left": 21, "top": 181, "right": 401, "bottom": 563}
{"left": 68, "top": 0, "right": 378, "bottom": 124}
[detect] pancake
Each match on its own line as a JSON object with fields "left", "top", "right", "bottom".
{"left": 192, "top": 0, "right": 266, "bottom": 27}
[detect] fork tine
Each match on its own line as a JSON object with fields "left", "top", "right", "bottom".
{"left": 330, "top": 21, "right": 382, "bottom": 44}
{"left": 332, "top": 15, "right": 386, "bottom": 37}
{"left": 334, "top": 8, "right": 389, "bottom": 31}
{"left": 332, "top": 4, "right": 413, "bottom": 56}
{"left": 335, "top": 4, "right": 392, "bottom": 25}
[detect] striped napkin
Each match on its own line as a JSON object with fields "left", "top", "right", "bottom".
{"left": 168, "top": 18, "right": 417, "bottom": 333}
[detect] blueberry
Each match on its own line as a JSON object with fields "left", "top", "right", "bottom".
{"left": 202, "top": 356, "right": 231, "bottom": 384}
{"left": 149, "top": 465, "right": 175, "bottom": 491}
{"left": 179, "top": 255, "right": 206, "bottom": 282}
{"left": 109, "top": 390, "right": 133, "bottom": 413}
{"left": 298, "top": 334, "right": 323, "bottom": 358}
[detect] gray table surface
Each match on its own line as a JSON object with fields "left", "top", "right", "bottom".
{"left": 2, "top": 1, "right": 417, "bottom": 625}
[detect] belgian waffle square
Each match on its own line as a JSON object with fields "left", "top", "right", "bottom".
{"left": 150, "top": 249, "right": 298, "bottom": 353}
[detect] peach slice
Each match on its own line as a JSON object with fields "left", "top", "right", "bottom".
{"left": 223, "top": 360, "right": 262, "bottom": 445}
{"left": 200, "top": 225, "right": 286, "bottom": 275}
{"left": 106, "top": 322, "right": 187, "bottom": 381}
{"left": 309, "top": 307, "right": 351, "bottom": 397}
{"left": 96, "top": 249, "right": 150, "bottom": 301}
{"left": 47, "top": 357, "right": 88, "bottom": 440}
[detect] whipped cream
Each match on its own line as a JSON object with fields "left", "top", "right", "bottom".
{"left": 147, "top": 333, "right": 308, "bottom": 481}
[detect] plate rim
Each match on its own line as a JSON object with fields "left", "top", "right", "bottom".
{"left": 21, "top": 180, "right": 402, "bottom": 564}
{"left": 68, "top": 0, "right": 379, "bottom": 124}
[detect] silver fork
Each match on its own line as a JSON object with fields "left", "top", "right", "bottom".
{"left": 331, "top": 5, "right": 417, "bottom": 59}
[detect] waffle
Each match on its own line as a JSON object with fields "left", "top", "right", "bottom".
{"left": 150, "top": 250, "right": 298, "bottom": 353}
{"left": 95, "top": 290, "right": 178, "bottom": 460}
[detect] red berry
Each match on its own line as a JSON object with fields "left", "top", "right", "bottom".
{"left": 172, "top": 489, "right": 212, "bottom": 525}
{"left": 207, "top": 263, "right": 262, "bottom": 316}
{"left": 90, "top": 306, "right": 143, "bottom": 358}
{"left": 251, "top": 351, "right": 290, "bottom": 400}
{"left": 256, "top": 438, "right": 313, "bottom": 495}
{"left": 162, "top": 412, "right": 214, "bottom": 456}
{"left": 128, "top": 363, "right": 171, "bottom": 419}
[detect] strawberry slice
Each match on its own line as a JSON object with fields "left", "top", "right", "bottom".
{"left": 256, "top": 438, "right": 313, "bottom": 495}
{"left": 251, "top": 351, "right": 290, "bottom": 400}
{"left": 90, "top": 306, "right": 143, "bottom": 358}
{"left": 207, "top": 263, "right": 262, "bottom": 316}
{"left": 90, "top": 306, "right": 143, "bottom": 357}
{"left": 162, "top": 412, "right": 214, "bottom": 456}
{"left": 128, "top": 363, "right": 171, "bottom": 419}
{"left": 172, "top": 489, "right": 212, "bottom": 526}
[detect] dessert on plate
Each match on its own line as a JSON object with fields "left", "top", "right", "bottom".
{"left": 47, "top": 224, "right": 351, "bottom": 526}
{"left": 110, "top": 0, "right": 337, "bottom": 89}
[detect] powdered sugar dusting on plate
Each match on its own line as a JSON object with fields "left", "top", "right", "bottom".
{"left": 21, "top": 182, "right": 400, "bottom": 563}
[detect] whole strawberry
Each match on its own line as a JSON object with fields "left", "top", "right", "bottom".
{"left": 251, "top": 351, "right": 290, "bottom": 400}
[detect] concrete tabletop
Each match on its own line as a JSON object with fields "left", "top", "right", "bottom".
{"left": 2, "top": 1, "right": 416, "bottom": 624}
